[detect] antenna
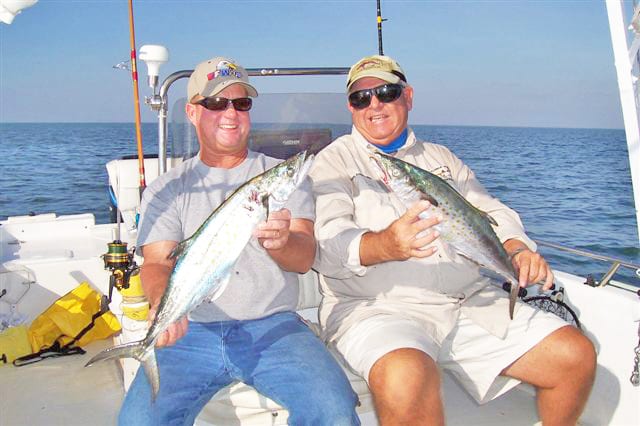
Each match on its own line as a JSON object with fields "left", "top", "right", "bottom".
{"left": 377, "top": 0, "right": 387, "bottom": 55}
{"left": 139, "top": 44, "right": 169, "bottom": 91}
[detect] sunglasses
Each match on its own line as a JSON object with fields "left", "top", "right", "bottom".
{"left": 198, "top": 97, "right": 252, "bottom": 112}
{"left": 348, "top": 83, "right": 404, "bottom": 110}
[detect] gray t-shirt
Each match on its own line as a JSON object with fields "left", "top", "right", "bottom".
{"left": 137, "top": 150, "right": 315, "bottom": 322}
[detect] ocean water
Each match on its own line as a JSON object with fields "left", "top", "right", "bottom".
{"left": 1, "top": 122, "right": 638, "bottom": 286}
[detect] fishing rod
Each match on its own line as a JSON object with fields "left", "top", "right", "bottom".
{"left": 127, "top": 0, "right": 146, "bottom": 195}
{"left": 101, "top": 0, "right": 144, "bottom": 301}
{"left": 376, "top": 0, "right": 387, "bottom": 55}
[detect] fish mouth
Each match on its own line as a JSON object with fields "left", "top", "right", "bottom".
{"left": 369, "top": 155, "right": 390, "bottom": 185}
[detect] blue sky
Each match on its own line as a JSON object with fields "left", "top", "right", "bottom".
{"left": 0, "top": 0, "right": 626, "bottom": 128}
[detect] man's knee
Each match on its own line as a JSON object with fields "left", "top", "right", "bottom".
{"left": 286, "top": 388, "right": 360, "bottom": 426}
{"left": 550, "top": 327, "right": 596, "bottom": 376}
{"left": 369, "top": 348, "right": 442, "bottom": 409}
{"left": 522, "top": 325, "right": 597, "bottom": 390}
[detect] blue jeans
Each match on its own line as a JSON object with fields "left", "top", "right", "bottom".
{"left": 119, "top": 311, "right": 360, "bottom": 425}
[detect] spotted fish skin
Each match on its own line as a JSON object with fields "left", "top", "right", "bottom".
{"left": 369, "top": 152, "right": 519, "bottom": 319}
{"left": 86, "top": 150, "right": 315, "bottom": 400}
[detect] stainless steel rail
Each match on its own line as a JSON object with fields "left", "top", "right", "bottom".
{"left": 153, "top": 67, "right": 350, "bottom": 173}
{"left": 536, "top": 239, "right": 640, "bottom": 288}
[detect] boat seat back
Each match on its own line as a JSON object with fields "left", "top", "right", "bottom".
{"left": 105, "top": 157, "right": 182, "bottom": 231}
{"left": 297, "top": 269, "right": 322, "bottom": 309}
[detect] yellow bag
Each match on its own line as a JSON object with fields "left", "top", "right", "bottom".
{"left": 0, "top": 325, "right": 32, "bottom": 366}
{"left": 13, "top": 282, "right": 121, "bottom": 366}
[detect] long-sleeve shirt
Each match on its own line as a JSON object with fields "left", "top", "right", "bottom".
{"left": 310, "top": 126, "right": 536, "bottom": 344}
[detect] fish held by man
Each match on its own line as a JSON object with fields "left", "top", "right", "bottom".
{"left": 85, "top": 150, "right": 315, "bottom": 401}
{"left": 369, "top": 151, "right": 520, "bottom": 319}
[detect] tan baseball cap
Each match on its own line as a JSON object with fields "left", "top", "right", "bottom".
{"left": 187, "top": 57, "right": 258, "bottom": 103}
{"left": 346, "top": 55, "right": 407, "bottom": 93}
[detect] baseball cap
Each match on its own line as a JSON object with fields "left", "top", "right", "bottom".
{"left": 187, "top": 56, "right": 258, "bottom": 103}
{"left": 346, "top": 55, "right": 407, "bottom": 93}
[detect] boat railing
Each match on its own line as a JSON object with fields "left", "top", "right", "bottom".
{"left": 150, "top": 67, "right": 350, "bottom": 174}
{"left": 536, "top": 239, "right": 640, "bottom": 291}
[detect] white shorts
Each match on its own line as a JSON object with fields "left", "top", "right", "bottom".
{"left": 334, "top": 302, "right": 568, "bottom": 404}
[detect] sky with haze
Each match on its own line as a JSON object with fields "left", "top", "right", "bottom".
{"left": 0, "top": 0, "right": 628, "bottom": 129}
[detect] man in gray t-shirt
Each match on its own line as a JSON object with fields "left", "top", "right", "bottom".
{"left": 119, "top": 57, "right": 359, "bottom": 426}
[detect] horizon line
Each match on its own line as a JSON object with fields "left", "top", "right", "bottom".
{"left": 0, "top": 121, "right": 625, "bottom": 132}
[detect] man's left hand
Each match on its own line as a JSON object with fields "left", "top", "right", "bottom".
{"left": 255, "top": 208, "right": 291, "bottom": 250}
{"left": 511, "top": 249, "right": 555, "bottom": 291}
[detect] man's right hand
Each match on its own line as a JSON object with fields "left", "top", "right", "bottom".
{"left": 360, "top": 200, "right": 441, "bottom": 266}
{"left": 148, "top": 306, "right": 189, "bottom": 348}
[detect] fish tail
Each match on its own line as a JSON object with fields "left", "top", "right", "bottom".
{"left": 85, "top": 340, "right": 160, "bottom": 401}
{"left": 84, "top": 340, "right": 145, "bottom": 367}
{"left": 141, "top": 347, "right": 160, "bottom": 402}
{"left": 509, "top": 281, "right": 519, "bottom": 320}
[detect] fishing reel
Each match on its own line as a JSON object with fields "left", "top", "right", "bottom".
{"left": 102, "top": 240, "right": 138, "bottom": 303}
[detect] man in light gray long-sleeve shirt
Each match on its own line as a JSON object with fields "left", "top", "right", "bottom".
{"left": 310, "top": 54, "right": 596, "bottom": 426}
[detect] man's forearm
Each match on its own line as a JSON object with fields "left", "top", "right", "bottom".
{"left": 267, "top": 232, "right": 316, "bottom": 273}
{"left": 503, "top": 238, "right": 532, "bottom": 257}
{"left": 360, "top": 230, "right": 393, "bottom": 266}
{"left": 140, "top": 263, "right": 173, "bottom": 307}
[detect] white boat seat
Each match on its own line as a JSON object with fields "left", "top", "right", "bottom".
{"left": 105, "top": 157, "right": 183, "bottom": 232}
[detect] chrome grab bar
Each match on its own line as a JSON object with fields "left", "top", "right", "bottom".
{"left": 153, "top": 67, "right": 350, "bottom": 174}
{"left": 536, "top": 239, "right": 640, "bottom": 288}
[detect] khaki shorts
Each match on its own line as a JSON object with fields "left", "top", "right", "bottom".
{"left": 334, "top": 302, "right": 568, "bottom": 404}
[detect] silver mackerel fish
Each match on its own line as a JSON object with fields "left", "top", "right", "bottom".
{"left": 369, "top": 151, "right": 520, "bottom": 320}
{"left": 86, "top": 150, "right": 315, "bottom": 400}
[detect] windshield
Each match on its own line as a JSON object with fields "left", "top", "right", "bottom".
{"left": 167, "top": 92, "right": 352, "bottom": 165}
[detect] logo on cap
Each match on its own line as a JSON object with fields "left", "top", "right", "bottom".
{"left": 355, "top": 59, "right": 384, "bottom": 72}
{"left": 207, "top": 60, "right": 243, "bottom": 81}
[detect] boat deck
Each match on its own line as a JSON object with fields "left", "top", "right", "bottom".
{"left": 1, "top": 339, "right": 541, "bottom": 426}
{"left": 1, "top": 339, "right": 122, "bottom": 425}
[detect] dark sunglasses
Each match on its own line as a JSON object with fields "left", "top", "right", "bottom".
{"left": 198, "top": 97, "right": 252, "bottom": 112}
{"left": 348, "top": 83, "right": 404, "bottom": 110}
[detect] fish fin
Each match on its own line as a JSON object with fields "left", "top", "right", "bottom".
{"left": 455, "top": 251, "right": 501, "bottom": 278}
{"left": 84, "top": 340, "right": 145, "bottom": 367}
{"left": 352, "top": 172, "right": 374, "bottom": 183}
{"left": 419, "top": 192, "right": 439, "bottom": 208}
{"left": 455, "top": 250, "right": 475, "bottom": 264}
{"left": 262, "top": 193, "right": 271, "bottom": 218}
{"left": 141, "top": 348, "right": 160, "bottom": 402}
{"left": 206, "top": 274, "right": 232, "bottom": 303}
{"left": 168, "top": 239, "right": 191, "bottom": 260}
{"left": 483, "top": 212, "right": 499, "bottom": 226}
{"left": 509, "top": 282, "right": 518, "bottom": 320}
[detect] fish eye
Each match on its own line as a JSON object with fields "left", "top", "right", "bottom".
{"left": 391, "top": 169, "right": 401, "bottom": 178}
{"left": 286, "top": 166, "right": 295, "bottom": 177}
